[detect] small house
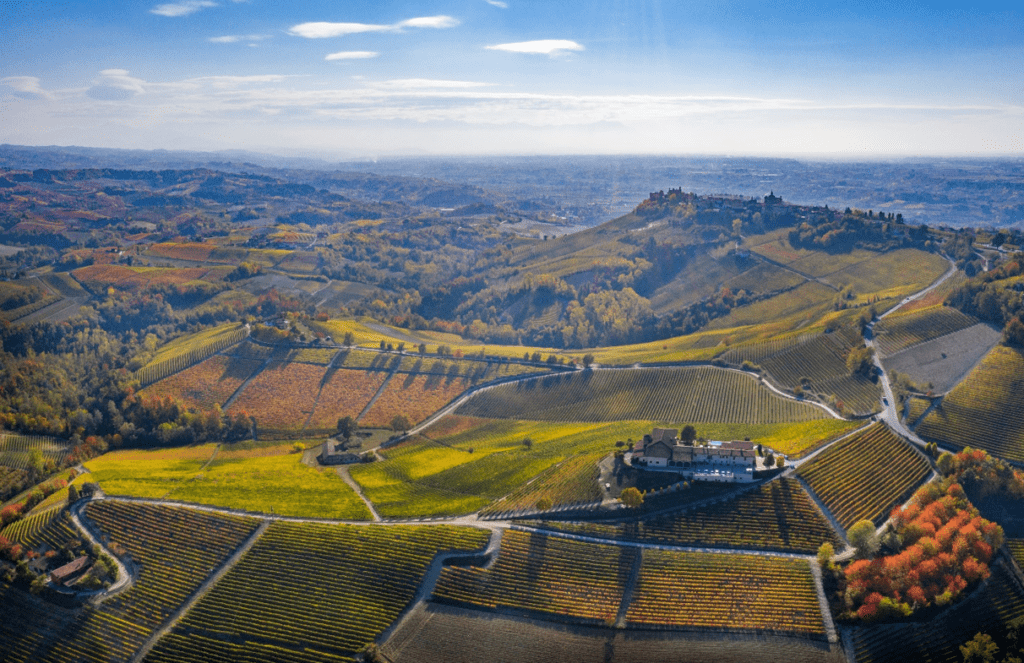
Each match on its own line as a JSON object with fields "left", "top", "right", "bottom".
{"left": 49, "top": 556, "right": 92, "bottom": 586}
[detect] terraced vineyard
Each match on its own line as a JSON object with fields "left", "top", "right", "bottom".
{"left": 797, "top": 423, "right": 931, "bottom": 528}
{"left": 0, "top": 432, "right": 70, "bottom": 469}
{"left": 873, "top": 306, "right": 978, "bottom": 357}
{"left": 304, "top": 367, "right": 389, "bottom": 432}
{"left": 433, "top": 530, "right": 637, "bottom": 623}
{"left": 148, "top": 522, "right": 489, "bottom": 662}
{"left": 138, "top": 354, "right": 261, "bottom": 411}
{"left": 479, "top": 452, "right": 604, "bottom": 517}
{"left": 540, "top": 478, "right": 841, "bottom": 554}
{"left": 456, "top": 367, "right": 828, "bottom": 424}
{"left": 851, "top": 565, "right": 1024, "bottom": 663}
{"left": 625, "top": 549, "right": 825, "bottom": 636}
{"left": 905, "top": 396, "right": 932, "bottom": 427}
{"left": 916, "top": 345, "right": 1024, "bottom": 462}
{"left": 0, "top": 507, "right": 78, "bottom": 550}
{"left": 1009, "top": 539, "right": 1024, "bottom": 570}
{"left": 0, "top": 501, "right": 260, "bottom": 663}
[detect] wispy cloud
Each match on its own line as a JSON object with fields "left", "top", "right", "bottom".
{"left": 367, "top": 79, "right": 492, "bottom": 89}
{"left": 86, "top": 69, "right": 147, "bottom": 101}
{"left": 150, "top": 1, "right": 217, "bottom": 17}
{"left": 326, "top": 51, "right": 379, "bottom": 61}
{"left": 487, "top": 39, "right": 584, "bottom": 55}
{"left": 288, "top": 15, "right": 459, "bottom": 39}
{"left": 485, "top": 0, "right": 508, "bottom": 7}
{"left": 1, "top": 76, "right": 53, "bottom": 100}
{"left": 209, "top": 34, "right": 272, "bottom": 44}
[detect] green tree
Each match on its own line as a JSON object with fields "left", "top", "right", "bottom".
{"left": 960, "top": 633, "right": 999, "bottom": 663}
{"left": 848, "top": 520, "right": 880, "bottom": 559}
{"left": 582, "top": 353, "right": 595, "bottom": 368}
{"left": 536, "top": 497, "right": 553, "bottom": 511}
{"left": 620, "top": 487, "right": 644, "bottom": 508}
{"left": 390, "top": 414, "right": 412, "bottom": 433}
{"left": 775, "top": 455, "right": 786, "bottom": 469}
{"left": 937, "top": 451, "right": 957, "bottom": 475}
{"left": 337, "top": 415, "right": 357, "bottom": 441}
{"left": 67, "top": 484, "right": 79, "bottom": 505}
{"left": 680, "top": 424, "right": 697, "bottom": 444}
{"left": 343, "top": 331, "right": 354, "bottom": 346}
{"left": 817, "top": 542, "right": 834, "bottom": 571}
{"left": 418, "top": 342, "right": 427, "bottom": 354}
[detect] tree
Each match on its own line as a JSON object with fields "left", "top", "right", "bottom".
{"left": 848, "top": 520, "right": 880, "bottom": 559}
{"left": 620, "top": 487, "right": 644, "bottom": 508}
{"left": 379, "top": 339, "right": 386, "bottom": 350}
{"left": 817, "top": 542, "right": 834, "bottom": 571}
{"left": 343, "top": 331, "right": 354, "bottom": 346}
{"left": 847, "top": 345, "right": 876, "bottom": 377}
{"left": 337, "top": 415, "right": 357, "bottom": 441}
{"left": 536, "top": 497, "right": 553, "bottom": 511}
{"left": 67, "top": 484, "right": 79, "bottom": 505}
{"left": 938, "top": 451, "right": 957, "bottom": 475}
{"left": 764, "top": 452, "right": 775, "bottom": 467}
{"left": 775, "top": 455, "right": 786, "bottom": 469}
{"left": 390, "top": 414, "right": 412, "bottom": 433}
{"left": 582, "top": 353, "right": 595, "bottom": 368}
{"left": 960, "top": 633, "right": 999, "bottom": 663}
{"left": 418, "top": 343, "right": 427, "bottom": 354}
{"left": 522, "top": 437, "right": 533, "bottom": 450}
{"left": 680, "top": 424, "right": 697, "bottom": 444}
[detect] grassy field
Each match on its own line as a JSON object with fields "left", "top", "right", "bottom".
{"left": 456, "top": 367, "right": 829, "bottom": 424}
{"left": 797, "top": 423, "right": 932, "bottom": 528}
{"left": 85, "top": 442, "right": 372, "bottom": 519}
{"left": 916, "top": 345, "right": 1024, "bottom": 462}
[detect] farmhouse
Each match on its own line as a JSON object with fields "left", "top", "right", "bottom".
{"left": 631, "top": 428, "right": 757, "bottom": 483}
{"left": 320, "top": 439, "right": 361, "bottom": 465}
{"left": 49, "top": 555, "right": 92, "bottom": 586}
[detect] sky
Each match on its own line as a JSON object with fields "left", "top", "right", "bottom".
{"left": 1, "top": 0, "right": 1023, "bottom": 158}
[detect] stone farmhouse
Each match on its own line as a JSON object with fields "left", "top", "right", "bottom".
{"left": 320, "top": 440, "right": 361, "bottom": 465}
{"left": 630, "top": 428, "right": 758, "bottom": 483}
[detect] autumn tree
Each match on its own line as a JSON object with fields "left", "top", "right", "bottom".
{"left": 619, "top": 487, "right": 644, "bottom": 508}
{"left": 960, "top": 633, "right": 999, "bottom": 663}
{"left": 390, "top": 414, "right": 412, "bottom": 433}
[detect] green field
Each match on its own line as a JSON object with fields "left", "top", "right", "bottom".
{"left": 456, "top": 366, "right": 829, "bottom": 424}
{"left": 85, "top": 443, "right": 372, "bottom": 520}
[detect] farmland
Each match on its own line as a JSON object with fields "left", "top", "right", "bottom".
{"left": 303, "top": 367, "right": 389, "bottom": 432}
{"left": 135, "top": 322, "right": 250, "bottom": 387}
{"left": 0, "top": 501, "right": 260, "bottom": 663}
{"left": 226, "top": 361, "right": 327, "bottom": 436}
{"left": 540, "top": 478, "right": 842, "bottom": 554}
{"left": 625, "top": 549, "right": 825, "bottom": 636}
{"left": 86, "top": 442, "right": 372, "bottom": 520}
{"left": 456, "top": 367, "right": 829, "bottom": 424}
{"left": 433, "top": 530, "right": 637, "bottom": 623}
{"left": 873, "top": 306, "right": 979, "bottom": 357}
{"left": 915, "top": 345, "right": 1024, "bottom": 462}
{"left": 138, "top": 354, "right": 260, "bottom": 411}
{"left": 148, "top": 522, "right": 489, "bottom": 662}
{"left": 882, "top": 321, "right": 1002, "bottom": 395}
{"left": 797, "top": 423, "right": 932, "bottom": 528}
{"left": 479, "top": 451, "right": 604, "bottom": 516}
{"left": 360, "top": 373, "right": 474, "bottom": 427}
{"left": 0, "top": 432, "right": 70, "bottom": 469}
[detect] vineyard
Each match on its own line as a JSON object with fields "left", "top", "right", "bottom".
{"left": 72, "top": 263, "right": 213, "bottom": 292}
{"left": 850, "top": 565, "right": 1024, "bottom": 663}
{"left": 303, "top": 368, "right": 389, "bottom": 433}
{"left": 624, "top": 550, "right": 825, "bottom": 636}
{"left": 540, "top": 478, "right": 842, "bottom": 554}
{"left": 433, "top": 530, "right": 637, "bottom": 623}
{"left": 148, "top": 522, "right": 489, "bottom": 662}
{"left": 138, "top": 355, "right": 261, "bottom": 411}
{"left": 227, "top": 361, "right": 327, "bottom": 436}
{"left": 0, "top": 432, "right": 70, "bottom": 469}
{"left": 479, "top": 452, "right": 604, "bottom": 517}
{"left": 724, "top": 329, "right": 881, "bottom": 416}
{"left": 1009, "top": 539, "right": 1024, "bottom": 570}
{"left": 0, "top": 501, "right": 260, "bottom": 663}
{"left": 360, "top": 374, "right": 474, "bottom": 428}
{"left": 350, "top": 420, "right": 645, "bottom": 518}
{"left": 872, "top": 306, "right": 979, "bottom": 357}
{"left": 0, "top": 507, "right": 78, "bottom": 550}
{"left": 455, "top": 367, "right": 828, "bottom": 424}
{"left": 915, "top": 345, "right": 1024, "bottom": 462}
{"left": 135, "top": 323, "right": 249, "bottom": 387}
{"left": 797, "top": 423, "right": 932, "bottom": 528}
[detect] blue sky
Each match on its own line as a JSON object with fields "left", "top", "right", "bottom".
{"left": 2, "top": 0, "right": 1023, "bottom": 157}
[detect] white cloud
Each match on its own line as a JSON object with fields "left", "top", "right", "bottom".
{"left": 150, "top": 1, "right": 217, "bottom": 17}
{"left": 487, "top": 39, "right": 584, "bottom": 55}
{"left": 326, "top": 51, "right": 379, "bottom": 61}
{"left": 369, "top": 79, "right": 491, "bottom": 89}
{"left": 1, "top": 76, "right": 53, "bottom": 99}
{"left": 209, "top": 34, "right": 272, "bottom": 44}
{"left": 485, "top": 0, "right": 508, "bottom": 7}
{"left": 396, "top": 16, "right": 459, "bottom": 29}
{"left": 288, "top": 15, "right": 459, "bottom": 39}
{"left": 86, "top": 69, "right": 147, "bottom": 100}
